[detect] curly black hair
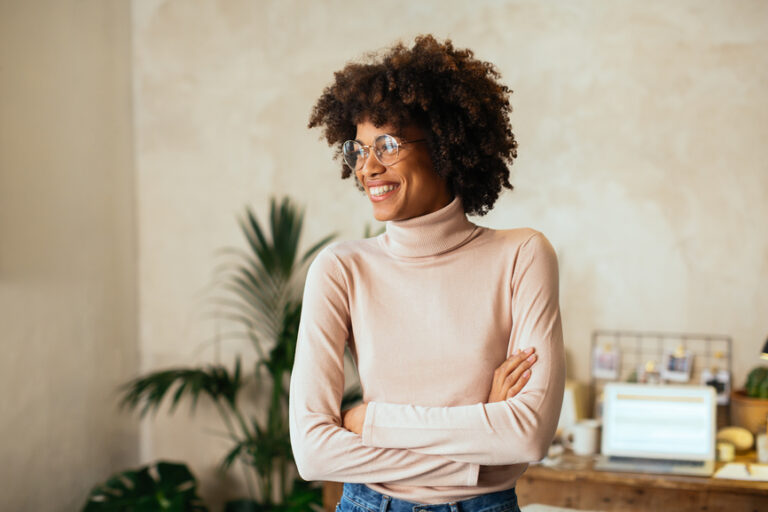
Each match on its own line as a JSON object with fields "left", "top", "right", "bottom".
{"left": 307, "top": 34, "right": 518, "bottom": 216}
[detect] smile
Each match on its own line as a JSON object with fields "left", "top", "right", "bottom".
{"left": 369, "top": 184, "right": 400, "bottom": 201}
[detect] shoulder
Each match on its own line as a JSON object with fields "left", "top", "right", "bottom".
{"left": 480, "top": 226, "right": 556, "bottom": 258}
{"left": 478, "top": 227, "right": 559, "bottom": 283}
{"left": 505, "top": 229, "right": 559, "bottom": 286}
{"left": 518, "top": 229, "right": 557, "bottom": 258}
{"left": 307, "top": 237, "right": 377, "bottom": 276}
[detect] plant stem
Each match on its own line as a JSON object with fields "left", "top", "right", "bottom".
{"left": 214, "top": 400, "right": 256, "bottom": 501}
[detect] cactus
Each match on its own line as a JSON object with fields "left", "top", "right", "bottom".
{"left": 745, "top": 366, "right": 768, "bottom": 398}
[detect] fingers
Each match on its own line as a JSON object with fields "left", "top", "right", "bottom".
{"left": 506, "top": 368, "right": 531, "bottom": 398}
{"left": 507, "top": 347, "right": 535, "bottom": 368}
{"left": 488, "top": 347, "right": 538, "bottom": 403}
{"left": 495, "top": 348, "right": 537, "bottom": 399}
{"left": 504, "top": 352, "right": 536, "bottom": 387}
{"left": 493, "top": 347, "right": 534, "bottom": 377}
{"left": 493, "top": 348, "right": 536, "bottom": 382}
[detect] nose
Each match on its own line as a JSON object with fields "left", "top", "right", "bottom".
{"left": 358, "top": 148, "right": 385, "bottom": 181}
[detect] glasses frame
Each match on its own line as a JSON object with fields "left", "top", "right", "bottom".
{"left": 342, "top": 134, "right": 426, "bottom": 171}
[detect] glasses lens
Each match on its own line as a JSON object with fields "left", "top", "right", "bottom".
{"left": 375, "top": 135, "right": 399, "bottom": 165}
{"left": 343, "top": 140, "right": 365, "bottom": 170}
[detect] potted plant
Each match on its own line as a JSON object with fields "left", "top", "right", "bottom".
{"left": 82, "top": 460, "right": 208, "bottom": 511}
{"left": 117, "top": 196, "right": 366, "bottom": 511}
{"left": 730, "top": 365, "right": 768, "bottom": 434}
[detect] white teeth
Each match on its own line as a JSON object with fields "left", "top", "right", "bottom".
{"left": 370, "top": 184, "right": 398, "bottom": 197}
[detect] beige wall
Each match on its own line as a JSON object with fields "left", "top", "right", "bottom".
{"left": 132, "top": 0, "right": 767, "bottom": 505}
{"left": 1, "top": 0, "right": 766, "bottom": 509}
{"left": 0, "top": 1, "right": 139, "bottom": 510}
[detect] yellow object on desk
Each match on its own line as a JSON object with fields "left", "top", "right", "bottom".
{"left": 714, "top": 463, "right": 768, "bottom": 481}
{"left": 716, "top": 426, "right": 754, "bottom": 452}
{"left": 716, "top": 441, "right": 735, "bottom": 462}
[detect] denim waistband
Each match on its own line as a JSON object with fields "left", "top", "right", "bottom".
{"left": 338, "top": 482, "right": 519, "bottom": 512}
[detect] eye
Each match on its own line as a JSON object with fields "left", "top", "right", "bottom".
{"left": 377, "top": 135, "right": 399, "bottom": 155}
{"left": 343, "top": 140, "right": 361, "bottom": 152}
{"left": 342, "top": 140, "right": 367, "bottom": 170}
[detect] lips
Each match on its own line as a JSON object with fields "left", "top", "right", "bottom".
{"left": 368, "top": 183, "right": 400, "bottom": 202}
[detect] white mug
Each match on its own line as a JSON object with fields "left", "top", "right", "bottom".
{"left": 757, "top": 433, "right": 768, "bottom": 464}
{"left": 563, "top": 419, "right": 601, "bottom": 455}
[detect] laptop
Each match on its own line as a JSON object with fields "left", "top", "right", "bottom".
{"left": 594, "top": 383, "right": 716, "bottom": 477}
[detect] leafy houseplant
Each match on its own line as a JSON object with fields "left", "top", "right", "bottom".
{"left": 82, "top": 460, "right": 207, "bottom": 511}
{"left": 117, "top": 197, "right": 368, "bottom": 511}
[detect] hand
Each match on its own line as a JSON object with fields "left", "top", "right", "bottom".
{"left": 487, "top": 347, "right": 537, "bottom": 402}
{"left": 341, "top": 402, "right": 367, "bottom": 435}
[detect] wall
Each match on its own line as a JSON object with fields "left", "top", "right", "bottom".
{"left": 137, "top": 0, "right": 765, "bottom": 507}
{"left": 0, "top": 1, "right": 139, "bottom": 510}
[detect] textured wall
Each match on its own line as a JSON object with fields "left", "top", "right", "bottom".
{"left": 0, "top": 1, "right": 139, "bottom": 510}
{"left": 131, "top": 0, "right": 768, "bottom": 506}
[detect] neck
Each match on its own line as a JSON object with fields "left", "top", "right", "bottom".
{"left": 379, "top": 195, "right": 478, "bottom": 258}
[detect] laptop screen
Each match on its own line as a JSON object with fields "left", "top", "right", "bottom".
{"left": 601, "top": 383, "right": 716, "bottom": 461}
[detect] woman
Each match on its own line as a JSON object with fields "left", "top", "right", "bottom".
{"left": 288, "top": 35, "right": 565, "bottom": 512}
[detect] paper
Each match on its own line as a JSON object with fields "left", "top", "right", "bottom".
{"left": 713, "top": 463, "right": 768, "bottom": 481}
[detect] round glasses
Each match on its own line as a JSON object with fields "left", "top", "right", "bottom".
{"left": 342, "top": 134, "right": 426, "bottom": 171}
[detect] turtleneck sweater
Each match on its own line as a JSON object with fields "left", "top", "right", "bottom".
{"left": 288, "top": 195, "right": 565, "bottom": 504}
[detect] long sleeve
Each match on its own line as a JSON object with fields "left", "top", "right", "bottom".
{"left": 360, "top": 233, "right": 566, "bottom": 466}
{"left": 288, "top": 244, "right": 480, "bottom": 486}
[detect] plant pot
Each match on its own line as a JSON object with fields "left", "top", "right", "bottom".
{"left": 730, "top": 389, "right": 768, "bottom": 434}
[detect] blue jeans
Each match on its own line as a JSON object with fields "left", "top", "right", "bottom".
{"left": 335, "top": 483, "right": 521, "bottom": 512}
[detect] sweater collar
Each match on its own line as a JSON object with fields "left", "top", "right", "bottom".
{"left": 379, "top": 195, "right": 478, "bottom": 258}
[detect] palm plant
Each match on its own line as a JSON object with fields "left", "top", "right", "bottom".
{"left": 118, "top": 196, "right": 364, "bottom": 511}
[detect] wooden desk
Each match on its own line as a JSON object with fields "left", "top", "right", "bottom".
{"left": 516, "top": 453, "right": 768, "bottom": 511}
{"left": 323, "top": 454, "right": 768, "bottom": 511}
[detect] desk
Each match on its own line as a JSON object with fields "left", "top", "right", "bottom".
{"left": 516, "top": 453, "right": 768, "bottom": 512}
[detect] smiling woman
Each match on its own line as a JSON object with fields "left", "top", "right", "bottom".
{"left": 290, "top": 34, "right": 565, "bottom": 512}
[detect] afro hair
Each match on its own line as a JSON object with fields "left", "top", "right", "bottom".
{"left": 308, "top": 34, "right": 518, "bottom": 216}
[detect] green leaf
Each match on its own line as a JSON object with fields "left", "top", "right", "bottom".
{"left": 118, "top": 364, "right": 243, "bottom": 417}
{"left": 82, "top": 461, "right": 208, "bottom": 512}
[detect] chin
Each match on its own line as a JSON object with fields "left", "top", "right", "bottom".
{"left": 370, "top": 199, "right": 400, "bottom": 222}
{"left": 372, "top": 209, "right": 394, "bottom": 222}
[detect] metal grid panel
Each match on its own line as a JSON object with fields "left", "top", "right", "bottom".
{"left": 589, "top": 329, "right": 732, "bottom": 413}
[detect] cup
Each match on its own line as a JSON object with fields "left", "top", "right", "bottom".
{"left": 717, "top": 441, "right": 735, "bottom": 462}
{"left": 563, "top": 419, "right": 601, "bottom": 455}
{"left": 757, "top": 433, "right": 768, "bottom": 464}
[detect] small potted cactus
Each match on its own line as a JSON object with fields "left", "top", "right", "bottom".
{"left": 731, "top": 366, "right": 768, "bottom": 434}
{"left": 746, "top": 367, "right": 768, "bottom": 399}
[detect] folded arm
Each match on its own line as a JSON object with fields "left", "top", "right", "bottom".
{"left": 289, "top": 244, "right": 480, "bottom": 485}
{"left": 360, "top": 233, "right": 566, "bottom": 465}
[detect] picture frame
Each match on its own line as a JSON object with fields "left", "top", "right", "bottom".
{"left": 592, "top": 343, "right": 621, "bottom": 380}
{"left": 701, "top": 368, "right": 731, "bottom": 405}
{"left": 637, "top": 360, "right": 661, "bottom": 384}
{"left": 661, "top": 348, "right": 694, "bottom": 382}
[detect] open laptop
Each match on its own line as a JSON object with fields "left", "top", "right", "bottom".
{"left": 594, "top": 383, "right": 716, "bottom": 476}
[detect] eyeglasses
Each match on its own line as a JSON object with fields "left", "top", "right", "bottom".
{"left": 342, "top": 134, "right": 426, "bottom": 171}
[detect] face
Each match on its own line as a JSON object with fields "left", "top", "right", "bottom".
{"left": 353, "top": 119, "right": 452, "bottom": 222}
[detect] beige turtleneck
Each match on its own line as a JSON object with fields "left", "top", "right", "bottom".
{"left": 288, "top": 195, "right": 565, "bottom": 504}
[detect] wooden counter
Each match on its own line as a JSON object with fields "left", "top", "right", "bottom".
{"left": 515, "top": 453, "right": 768, "bottom": 511}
